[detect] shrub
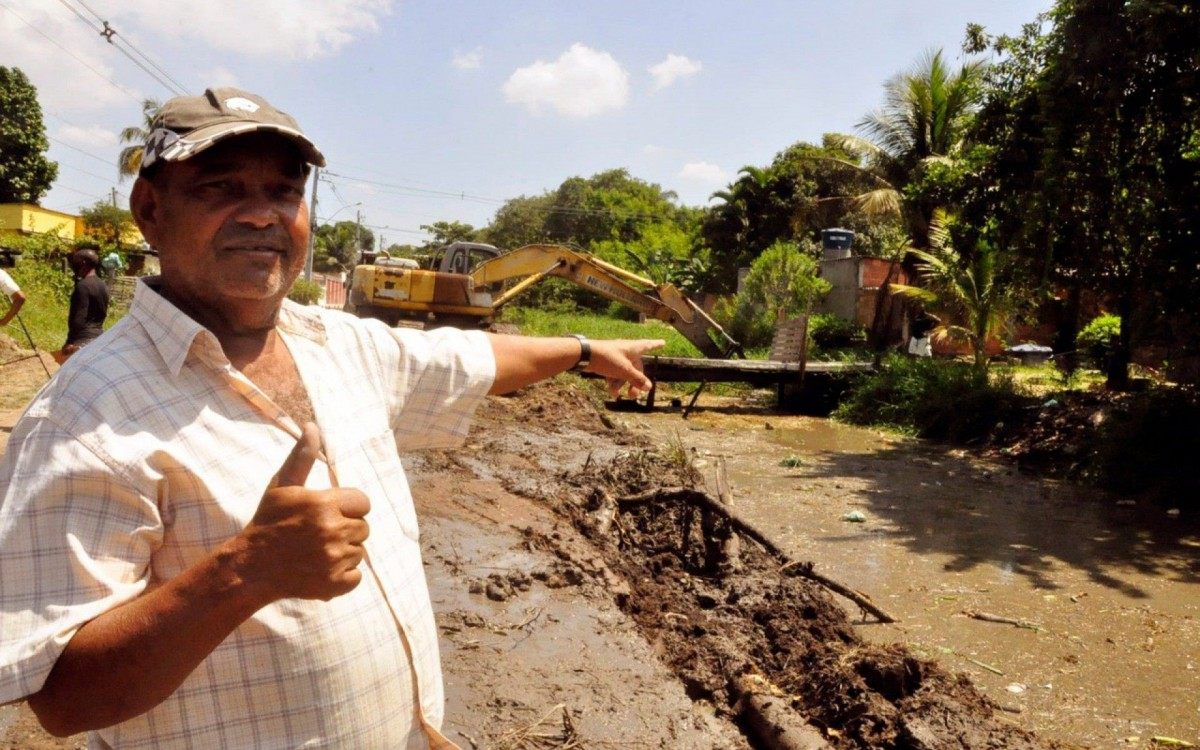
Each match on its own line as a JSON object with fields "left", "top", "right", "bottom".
{"left": 1088, "top": 387, "right": 1199, "bottom": 504}
{"left": 1077, "top": 314, "right": 1120, "bottom": 368}
{"left": 833, "top": 354, "right": 1032, "bottom": 443}
{"left": 287, "top": 278, "right": 322, "bottom": 306}
{"left": 714, "top": 240, "right": 830, "bottom": 348}
{"left": 809, "top": 313, "right": 866, "bottom": 351}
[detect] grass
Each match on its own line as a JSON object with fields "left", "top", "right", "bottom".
{"left": 1, "top": 261, "right": 125, "bottom": 354}
{"left": 503, "top": 307, "right": 778, "bottom": 398}
{"left": 501, "top": 306, "right": 705, "bottom": 357}
{"left": 992, "top": 361, "right": 1105, "bottom": 396}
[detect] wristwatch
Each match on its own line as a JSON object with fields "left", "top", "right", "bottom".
{"left": 566, "top": 333, "right": 591, "bottom": 372}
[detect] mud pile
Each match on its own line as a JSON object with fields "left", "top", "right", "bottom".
{"left": 523, "top": 400, "right": 1058, "bottom": 749}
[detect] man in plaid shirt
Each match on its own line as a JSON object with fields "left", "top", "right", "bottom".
{"left": 0, "top": 88, "right": 660, "bottom": 749}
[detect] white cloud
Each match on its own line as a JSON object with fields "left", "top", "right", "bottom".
{"left": 116, "top": 0, "right": 393, "bottom": 59}
{"left": 452, "top": 48, "right": 483, "bottom": 70}
{"left": 678, "top": 161, "right": 728, "bottom": 186}
{"left": 648, "top": 54, "right": 702, "bottom": 91}
{"left": 200, "top": 66, "right": 242, "bottom": 88}
{"left": 503, "top": 43, "right": 629, "bottom": 118}
{"left": 55, "top": 125, "right": 118, "bottom": 150}
{"left": 0, "top": 2, "right": 138, "bottom": 113}
{"left": 642, "top": 144, "right": 665, "bottom": 156}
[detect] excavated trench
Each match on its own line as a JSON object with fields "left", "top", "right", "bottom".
{"left": 472, "top": 382, "right": 1059, "bottom": 750}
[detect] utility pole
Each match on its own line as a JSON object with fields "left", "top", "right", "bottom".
{"left": 110, "top": 187, "right": 118, "bottom": 207}
{"left": 354, "top": 209, "right": 362, "bottom": 265}
{"left": 304, "top": 167, "right": 320, "bottom": 281}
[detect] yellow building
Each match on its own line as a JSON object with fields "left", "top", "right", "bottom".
{"left": 0, "top": 203, "right": 84, "bottom": 240}
{"left": 0, "top": 203, "right": 145, "bottom": 247}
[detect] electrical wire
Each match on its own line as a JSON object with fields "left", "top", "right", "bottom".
{"left": 322, "top": 170, "right": 678, "bottom": 224}
{"left": 47, "top": 134, "right": 118, "bottom": 168}
{"left": 55, "top": 160, "right": 128, "bottom": 193}
{"left": 0, "top": 0, "right": 143, "bottom": 104}
{"left": 54, "top": 0, "right": 185, "bottom": 95}
{"left": 68, "top": 0, "right": 190, "bottom": 94}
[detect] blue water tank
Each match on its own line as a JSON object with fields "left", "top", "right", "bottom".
{"left": 821, "top": 228, "right": 855, "bottom": 259}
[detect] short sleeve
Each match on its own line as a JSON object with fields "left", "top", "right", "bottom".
{"left": 0, "top": 269, "right": 19, "bottom": 297}
{"left": 0, "top": 416, "right": 162, "bottom": 704}
{"left": 378, "top": 326, "right": 495, "bottom": 451}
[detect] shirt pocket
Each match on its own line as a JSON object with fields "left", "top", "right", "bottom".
{"left": 342, "top": 429, "right": 420, "bottom": 543}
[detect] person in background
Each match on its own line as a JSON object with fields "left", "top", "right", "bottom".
{"left": 101, "top": 250, "right": 125, "bottom": 279}
{"left": 0, "top": 264, "right": 25, "bottom": 329}
{"left": 58, "top": 247, "right": 110, "bottom": 361}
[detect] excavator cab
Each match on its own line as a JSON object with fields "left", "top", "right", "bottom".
{"left": 429, "top": 242, "right": 502, "bottom": 275}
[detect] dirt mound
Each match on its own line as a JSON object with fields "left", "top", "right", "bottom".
{"left": 548, "top": 449, "right": 1056, "bottom": 749}
{"left": 479, "top": 378, "right": 636, "bottom": 439}
{"left": 986, "top": 390, "right": 1112, "bottom": 478}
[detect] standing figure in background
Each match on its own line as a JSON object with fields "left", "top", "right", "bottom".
{"left": 101, "top": 251, "right": 125, "bottom": 279}
{"left": 59, "top": 248, "right": 109, "bottom": 361}
{"left": 0, "top": 264, "right": 25, "bottom": 329}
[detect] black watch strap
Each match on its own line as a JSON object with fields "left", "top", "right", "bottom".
{"left": 567, "top": 333, "right": 591, "bottom": 372}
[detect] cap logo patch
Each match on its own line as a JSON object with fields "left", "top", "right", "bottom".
{"left": 224, "top": 97, "right": 260, "bottom": 113}
{"left": 139, "top": 127, "right": 181, "bottom": 170}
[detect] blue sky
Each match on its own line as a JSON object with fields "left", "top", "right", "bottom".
{"left": 3, "top": 0, "right": 1049, "bottom": 244}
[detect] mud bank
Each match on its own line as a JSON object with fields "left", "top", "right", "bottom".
{"left": 420, "top": 382, "right": 1058, "bottom": 749}
{"left": 2, "top": 380, "right": 1061, "bottom": 749}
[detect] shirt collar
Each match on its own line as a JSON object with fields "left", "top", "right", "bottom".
{"left": 129, "top": 277, "right": 328, "bottom": 377}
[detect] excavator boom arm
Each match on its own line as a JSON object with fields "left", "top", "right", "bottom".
{"left": 472, "top": 244, "right": 741, "bottom": 358}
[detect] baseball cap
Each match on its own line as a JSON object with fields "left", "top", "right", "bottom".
{"left": 139, "top": 87, "right": 326, "bottom": 174}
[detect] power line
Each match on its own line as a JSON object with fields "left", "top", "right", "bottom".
{"left": 47, "top": 133, "right": 117, "bottom": 167}
{"left": 54, "top": 0, "right": 185, "bottom": 96}
{"left": 358, "top": 222, "right": 429, "bottom": 237}
{"left": 68, "top": 0, "right": 190, "bottom": 94}
{"left": 0, "top": 0, "right": 143, "bottom": 104}
{"left": 55, "top": 160, "right": 127, "bottom": 192}
{"left": 322, "top": 171, "right": 501, "bottom": 204}
{"left": 322, "top": 170, "right": 678, "bottom": 224}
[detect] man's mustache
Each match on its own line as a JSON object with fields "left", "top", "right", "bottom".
{"left": 217, "top": 230, "right": 294, "bottom": 252}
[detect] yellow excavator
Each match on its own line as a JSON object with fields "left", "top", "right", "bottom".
{"left": 343, "top": 242, "right": 742, "bottom": 358}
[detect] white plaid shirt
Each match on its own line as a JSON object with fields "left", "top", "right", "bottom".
{"left": 0, "top": 279, "right": 494, "bottom": 749}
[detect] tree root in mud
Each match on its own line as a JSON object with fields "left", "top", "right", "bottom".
{"left": 613, "top": 486, "right": 897, "bottom": 624}
{"left": 553, "top": 448, "right": 1059, "bottom": 749}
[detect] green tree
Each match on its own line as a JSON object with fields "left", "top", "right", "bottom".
{"left": 419, "top": 220, "right": 478, "bottom": 248}
{"left": 962, "top": 1, "right": 1200, "bottom": 388}
{"left": 80, "top": 201, "right": 136, "bottom": 248}
{"left": 481, "top": 194, "right": 554, "bottom": 250}
{"left": 701, "top": 137, "right": 902, "bottom": 293}
{"left": 715, "top": 240, "right": 831, "bottom": 347}
{"left": 0, "top": 67, "right": 58, "bottom": 204}
{"left": 541, "top": 169, "right": 680, "bottom": 250}
{"left": 117, "top": 99, "right": 161, "bottom": 180}
{"left": 824, "top": 49, "right": 985, "bottom": 248}
{"left": 315, "top": 221, "right": 374, "bottom": 270}
{"left": 892, "top": 215, "right": 1016, "bottom": 375}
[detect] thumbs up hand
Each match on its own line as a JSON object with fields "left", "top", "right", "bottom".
{"left": 237, "top": 423, "right": 371, "bottom": 602}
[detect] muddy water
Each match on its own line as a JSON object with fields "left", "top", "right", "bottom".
{"left": 632, "top": 405, "right": 1200, "bottom": 750}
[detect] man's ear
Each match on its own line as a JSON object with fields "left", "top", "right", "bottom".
{"left": 129, "top": 176, "right": 160, "bottom": 246}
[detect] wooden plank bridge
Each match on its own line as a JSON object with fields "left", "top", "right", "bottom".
{"left": 634, "top": 317, "right": 873, "bottom": 415}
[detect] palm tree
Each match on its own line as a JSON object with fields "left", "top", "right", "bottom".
{"left": 117, "top": 99, "right": 161, "bottom": 180}
{"left": 821, "top": 49, "right": 985, "bottom": 247}
{"left": 892, "top": 214, "right": 1013, "bottom": 374}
